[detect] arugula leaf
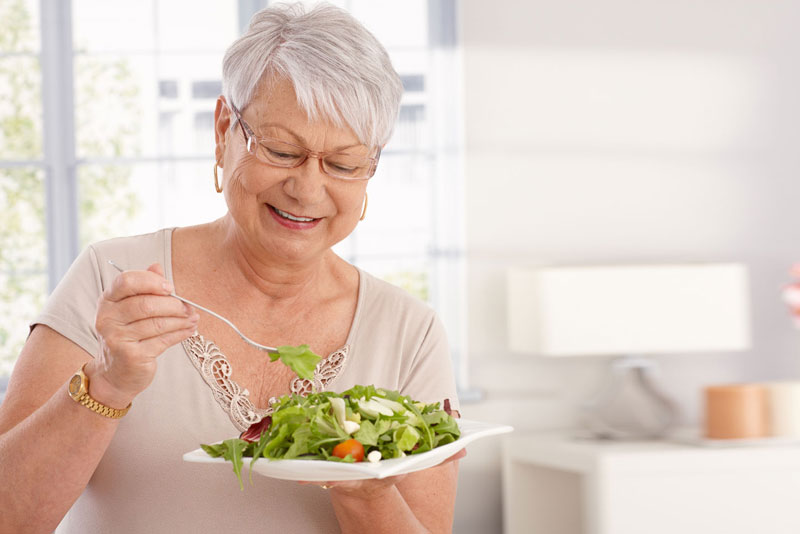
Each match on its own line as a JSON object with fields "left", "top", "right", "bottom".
{"left": 283, "top": 426, "right": 312, "bottom": 459}
{"left": 269, "top": 344, "right": 321, "bottom": 380}
{"left": 221, "top": 438, "right": 248, "bottom": 490}
{"left": 200, "top": 442, "right": 227, "bottom": 458}
{"left": 432, "top": 416, "right": 460, "bottom": 437}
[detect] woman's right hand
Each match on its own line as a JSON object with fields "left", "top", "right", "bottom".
{"left": 89, "top": 263, "right": 199, "bottom": 408}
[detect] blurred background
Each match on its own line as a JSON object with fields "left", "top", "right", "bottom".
{"left": 3, "top": 0, "right": 800, "bottom": 532}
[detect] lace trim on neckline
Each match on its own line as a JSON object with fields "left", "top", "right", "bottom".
{"left": 181, "top": 335, "right": 348, "bottom": 431}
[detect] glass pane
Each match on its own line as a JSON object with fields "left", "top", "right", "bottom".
{"left": 73, "top": 0, "right": 238, "bottom": 53}
{"left": 0, "top": 168, "right": 47, "bottom": 375}
{"left": 155, "top": 0, "right": 239, "bottom": 52}
{"left": 0, "top": 55, "right": 42, "bottom": 160}
{"left": 344, "top": 153, "right": 433, "bottom": 257}
{"left": 77, "top": 161, "right": 228, "bottom": 247}
{"left": 73, "top": 0, "right": 157, "bottom": 53}
{"left": 74, "top": 52, "right": 225, "bottom": 159}
{"left": 392, "top": 103, "right": 429, "bottom": 151}
{"left": 74, "top": 54, "right": 149, "bottom": 159}
{"left": 0, "top": 0, "right": 40, "bottom": 53}
{"left": 73, "top": 0, "right": 240, "bottom": 159}
{"left": 291, "top": 0, "right": 428, "bottom": 49}
{"left": 349, "top": 0, "right": 428, "bottom": 49}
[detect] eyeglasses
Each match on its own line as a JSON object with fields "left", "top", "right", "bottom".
{"left": 229, "top": 103, "right": 380, "bottom": 181}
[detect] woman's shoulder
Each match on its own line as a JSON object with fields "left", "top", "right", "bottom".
{"left": 357, "top": 268, "right": 436, "bottom": 323}
{"left": 87, "top": 228, "right": 175, "bottom": 269}
{"left": 88, "top": 227, "right": 173, "bottom": 253}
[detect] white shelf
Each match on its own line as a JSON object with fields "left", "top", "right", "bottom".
{"left": 503, "top": 432, "right": 800, "bottom": 534}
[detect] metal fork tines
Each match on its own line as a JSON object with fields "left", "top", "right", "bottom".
{"left": 107, "top": 260, "right": 279, "bottom": 355}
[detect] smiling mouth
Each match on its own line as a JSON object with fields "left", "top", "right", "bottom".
{"left": 270, "top": 205, "right": 318, "bottom": 223}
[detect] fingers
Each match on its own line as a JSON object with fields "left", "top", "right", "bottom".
{"left": 147, "top": 262, "right": 165, "bottom": 277}
{"left": 110, "top": 294, "right": 194, "bottom": 325}
{"left": 91, "top": 263, "right": 198, "bottom": 402}
{"left": 440, "top": 449, "right": 467, "bottom": 465}
{"left": 307, "top": 476, "right": 404, "bottom": 497}
{"left": 106, "top": 264, "right": 174, "bottom": 303}
{"left": 100, "top": 263, "right": 193, "bottom": 328}
{"left": 121, "top": 315, "right": 199, "bottom": 342}
{"left": 137, "top": 323, "right": 199, "bottom": 354}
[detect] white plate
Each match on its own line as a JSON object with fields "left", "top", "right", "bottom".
{"left": 183, "top": 419, "right": 513, "bottom": 481}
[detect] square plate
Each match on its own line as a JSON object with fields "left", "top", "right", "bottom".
{"left": 183, "top": 419, "right": 513, "bottom": 481}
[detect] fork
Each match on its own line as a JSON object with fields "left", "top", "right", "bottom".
{"left": 108, "top": 260, "right": 279, "bottom": 355}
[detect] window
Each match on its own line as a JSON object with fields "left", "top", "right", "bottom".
{"left": 0, "top": 0, "right": 47, "bottom": 382}
{"left": 0, "top": 0, "right": 467, "bottom": 397}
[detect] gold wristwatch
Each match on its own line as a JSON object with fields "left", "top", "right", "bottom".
{"left": 68, "top": 364, "right": 131, "bottom": 419}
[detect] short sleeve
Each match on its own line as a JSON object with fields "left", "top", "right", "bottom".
{"left": 400, "top": 312, "right": 461, "bottom": 412}
{"left": 31, "top": 245, "right": 104, "bottom": 358}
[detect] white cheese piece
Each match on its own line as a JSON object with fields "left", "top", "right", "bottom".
{"left": 343, "top": 420, "right": 361, "bottom": 434}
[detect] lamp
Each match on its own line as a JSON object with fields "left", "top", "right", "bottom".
{"left": 507, "top": 264, "right": 751, "bottom": 439}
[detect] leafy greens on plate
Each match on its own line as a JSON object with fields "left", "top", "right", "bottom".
{"left": 200, "top": 385, "right": 460, "bottom": 488}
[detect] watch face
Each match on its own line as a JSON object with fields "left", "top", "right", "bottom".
{"left": 69, "top": 374, "right": 82, "bottom": 396}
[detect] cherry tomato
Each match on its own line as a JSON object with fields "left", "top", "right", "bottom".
{"left": 332, "top": 439, "right": 365, "bottom": 462}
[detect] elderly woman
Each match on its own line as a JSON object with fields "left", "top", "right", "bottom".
{"left": 0, "top": 4, "right": 460, "bottom": 533}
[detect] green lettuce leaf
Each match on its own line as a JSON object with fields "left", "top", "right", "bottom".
{"left": 201, "top": 384, "right": 463, "bottom": 485}
{"left": 394, "top": 425, "right": 421, "bottom": 452}
{"left": 353, "top": 419, "right": 379, "bottom": 446}
{"left": 270, "top": 344, "right": 321, "bottom": 380}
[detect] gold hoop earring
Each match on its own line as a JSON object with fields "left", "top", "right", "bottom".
{"left": 213, "top": 163, "right": 223, "bottom": 193}
{"left": 359, "top": 192, "right": 368, "bottom": 221}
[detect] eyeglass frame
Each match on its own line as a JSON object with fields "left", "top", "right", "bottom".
{"left": 227, "top": 102, "right": 381, "bottom": 181}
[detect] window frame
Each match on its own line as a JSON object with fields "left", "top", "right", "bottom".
{"left": 0, "top": 0, "right": 476, "bottom": 399}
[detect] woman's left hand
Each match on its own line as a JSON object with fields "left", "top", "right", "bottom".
{"left": 298, "top": 448, "right": 466, "bottom": 497}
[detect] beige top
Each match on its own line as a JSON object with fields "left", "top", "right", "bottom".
{"left": 33, "top": 228, "right": 459, "bottom": 534}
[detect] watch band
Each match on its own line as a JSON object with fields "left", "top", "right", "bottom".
{"left": 75, "top": 392, "right": 131, "bottom": 419}
{"left": 69, "top": 364, "right": 131, "bottom": 419}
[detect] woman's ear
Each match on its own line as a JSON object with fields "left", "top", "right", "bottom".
{"left": 214, "top": 96, "right": 231, "bottom": 166}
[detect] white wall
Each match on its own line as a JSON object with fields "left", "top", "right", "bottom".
{"left": 454, "top": 1, "right": 800, "bottom": 532}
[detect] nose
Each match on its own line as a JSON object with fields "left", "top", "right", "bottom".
{"left": 282, "top": 154, "right": 327, "bottom": 204}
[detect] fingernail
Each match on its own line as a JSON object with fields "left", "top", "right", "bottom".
{"left": 162, "top": 281, "right": 175, "bottom": 293}
{"left": 183, "top": 303, "right": 193, "bottom": 315}
{"left": 192, "top": 330, "right": 199, "bottom": 337}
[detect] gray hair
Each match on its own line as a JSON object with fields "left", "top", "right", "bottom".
{"left": 222, "top": 2, "right": 403, "bottom": 148}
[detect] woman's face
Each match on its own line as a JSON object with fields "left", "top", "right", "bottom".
{"left": 214, "top": 78, "right": 370, "bottom": 265}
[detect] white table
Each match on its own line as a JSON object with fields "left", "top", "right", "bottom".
{"left": 502, "top": 432, "right": 800, "bottom": 534}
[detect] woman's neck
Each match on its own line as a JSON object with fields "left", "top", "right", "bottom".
{"left": 206, "top": 216, "right": 341, "bottom": 304}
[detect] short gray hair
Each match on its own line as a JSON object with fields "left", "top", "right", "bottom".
{"left": 222, "top": 2, "right": 403, "bottom": 148}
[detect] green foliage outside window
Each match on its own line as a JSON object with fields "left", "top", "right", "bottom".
{"left": 0, "top": 0, "right": 141, "bottom": 374}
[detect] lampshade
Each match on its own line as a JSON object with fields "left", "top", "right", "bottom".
{"left": 507, "top": 264, "right": 751, "bottom": 356}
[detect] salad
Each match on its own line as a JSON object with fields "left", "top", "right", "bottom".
{"left": 201, "top": 385, "right": 460, "bottom": 488}
{"left": 199, "top": 344, "right": 460, "bottom": 487}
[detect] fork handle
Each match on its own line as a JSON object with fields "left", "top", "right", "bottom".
{"left": 108, "top": 260, "right": 278, "bottom": 355}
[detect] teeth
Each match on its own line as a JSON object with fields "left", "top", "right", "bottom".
{"left": 274, "top": 207, "right": 315, "bottom": 222}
